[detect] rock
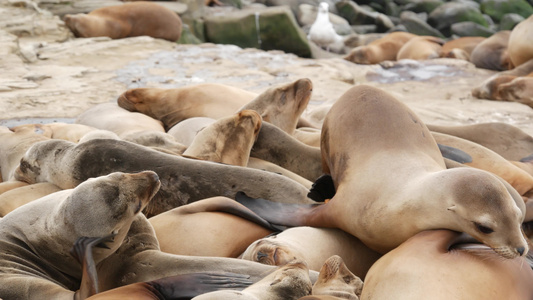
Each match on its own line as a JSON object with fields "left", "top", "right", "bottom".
{"left": 259, "top": 0, "right": 321, "bottom": 16}
{"left": 400, "top": 11, "right": 445, "bottom": 37}
{"left": 402, "top": 0, "right": 444, "bottom": 14}
{"left": 177, "top": 24, "right": 202, "bottom": 44}
{"left": 375, "top": 13, "right": 395, "bottom": 32}
{"left": 450, "top": 21, "right": 496, "bottom": 37}
{"left": 351, "top": 24, "right": 378, "bottom": 34}
{"left": 480, "top": 0, "right": 533, "bottom": 22}
{"left": 336, "top": 1, "right": 394, "bottom": 32}
{"left": 385, "top": 1, "right": 401, "bottom": 17}
{"left": 217, "top": 0, "right": 243, "bottom": 9}
{"left": 499, "top": 13, "right": 525, "bottom": 30}
{"left": 428, "top": 2, "right": 488, "bottom": 37}
{"left": 204, "top": 6, "right": 312, "bottom": 58}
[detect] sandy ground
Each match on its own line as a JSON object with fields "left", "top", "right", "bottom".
{"left": 2, "top": 2, "right": 533, "bottom": 137}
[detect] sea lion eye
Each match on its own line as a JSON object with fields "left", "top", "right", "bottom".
{"left": 474, "top": 222, "right": 494, "bottom": 234}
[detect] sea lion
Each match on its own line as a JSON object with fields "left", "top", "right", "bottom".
{"left": 192, "top": 260, "right": 312, "bottom": 300}
{"left": 0, "top": 182, "right": 61, "bottom": 217}
{"left": 167, "top": 117, "right": 217, "bottom": 147}
{"left": 240, "top": 226, "right": 381, "bottom": 279}
{"left": 439, "top": 36, "right": 486, "bottom": 60}
{"left": 293, "top": 127, "right": 321, "bottom": 148}
{"left": 344, "top": 32, "right": 417, "bottom": 64}
{"left": 11, "top": 122, "right": 98, "bottom": 143}
{"left": 14, "top": 138, "right": 313, "bottom": 217}
{"left": 250, "top": 122, "right": 323, "bottom": 182}
{"left": 183, "top": 110, "right": 262, "bottom": 166}
{"left": 148, "top": 196, "right": 276, "bottom": 258}
{"left": 360, "top": 230, "right": 533, "bottom": 300}
{"left": 247, "top": 158, "right": 313, "bottom": 189}
{"left": 63, "top": 2, "right": 183, "bottom": 41}
{"left": 470, "top": 30, "right": 513, "bottom": 71}
{"left": 508, "top": 14, "right": 533, "bottom": 67}
{"left": 301, "top": 255, "right": 363, "bottom": 300}
{"left": 0, "top": 125, "right": 49, "bottom": 181}
{"left": 76, "top": 102, "right": 186, "bottom": 154}
{"left": 117, "top": 83, "right": 258, "bottom": 130}
{"left": 497, "top": 76, "right": 533, "bottom": 108}
{"left": 396, "top": 36, "right": 444, "bottom": 61}
{"left": 237, "top": 78, "right": 313, "bottom": 135}
{"left": 237, "top": 85, "right": 528, "bottom": 259}
{"left": 471, "top": 58, "right": 533, "bottom": 100}
{"left": 426, "top": 122, "right": 533, "bottom": 161}
{"left": 433, "top": 131, "right": 533, "bottom": 195}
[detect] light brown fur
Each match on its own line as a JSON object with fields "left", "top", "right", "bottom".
{"left": 439, "top": 36, "right": 486, "bottom": 60}
{"left": 0, "top": 182, "right": 61, "bottom": 217}
{"left": 508, "top": 14, "right": 533, "bottom": 67}
{"left": 344, "top": 32, "right": 417, "bottom": 64}
{"left": 470, "top": 30, "right": 514, "bottom": 71}
{"left": 396, "top": 36, "right": 444, "bottom": 60}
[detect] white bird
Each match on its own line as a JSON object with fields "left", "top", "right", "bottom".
{"left": 307, "top": 2, "right": 343, "bottom": 52}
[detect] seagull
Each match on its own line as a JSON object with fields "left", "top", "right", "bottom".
{"left": 307, "top": 2, "right": 343, "bottom": 52}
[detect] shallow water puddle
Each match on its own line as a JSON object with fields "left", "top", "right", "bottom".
{"left": 366, "top": 59, "right": 471, "bottom": 83}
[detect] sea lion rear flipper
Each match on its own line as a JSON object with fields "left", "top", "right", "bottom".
{"left": 307, "top": 174, "right": 335, "bottom": 202}
{"left": 70, "top": 233, "right": 116, "bottom": 298}
{"left": 150, "top": 272, "right": 253, "bottom": 298}
{"left": 235, "top": 191, "right": 322, "bottom": 227}
{"left": 438, "top": 144, "right": 473, "bottom": 164}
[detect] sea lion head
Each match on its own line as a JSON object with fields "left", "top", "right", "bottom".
{"left": 445, "top": 168, "right": 528, "bottom": 259}
{"left": 61, "top": 171, "right": 160, "bottom": 258}
{"left": 498, "top": 77, "right": 533, "bottom": 102}
{"left": 64, "top": 14, "right": 94, "bottom": 38}
{"left": 240, "top": 236, "right": 305, "bottom": 266}
{"left": 265, "top": 260, "right": 312, "bottom": 299}
{"left": 344, "top": 46, "right": 373, "bottom": 64}
{"left": 311, "top": 255, "right": 363, "bottom": 299}
{"left": 117, "top": 88, "right": 162, "bottom": 118}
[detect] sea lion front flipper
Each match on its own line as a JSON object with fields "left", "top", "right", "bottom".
{"left": 307, "top": 174, "right": 335, "bottom": 202}
{"left": 71, "top": 234, "right": 116, "bottom": 299}
{"left": 151, "top": 272, "right": 253, "bottom": 298}
{"left": 437, "top": 143, "right": 473, "bottom": 164}
{"left": 235, "top": 191, "right": 323, "bottom": 227}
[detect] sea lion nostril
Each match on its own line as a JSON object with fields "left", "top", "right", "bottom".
{"left": 516, "top": 247, "right": 525, "bottom": 256}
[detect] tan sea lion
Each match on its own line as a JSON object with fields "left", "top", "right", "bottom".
{"left": 471, "top": 58, "right": 533, "bottom": 100}
{"left": 240, "top": 226, "right": 381, "bottom": 279}
{"left": 427, "top": 122, "right": 533, "bottom": 161}
{"left": 433, "top": 131, "right": 533, "bottom": 195}
{"left": 293, "top": 127, "right": 321, "bottom": 148}
{"left": 167, "top": 117, "right": 217, "bottom": 147}
{"left": 192, "top": 260, "right": 312, "bottom": 300}
{"left": 508, "top": 14, "right": 533, "bottom": 67}
{"left": 11, "top": 122, "right": 98, "bottom": 143}
{"left": 497, "top": 76, "right": 533, "bottom": 108}
{"left": 439, "top": 36, "right": 486, "bottom": 60}
{"left": 237, "top": 85, "right": 528, "bottom": 259}
{"left": 396, "top": 36, "right": 444, "bottom": 61}
{"left": 0, "top": 180, "right": 28, "bottom": 195}
{"left": 63, "top": 2, "right": 183, "bottom": 41}
{"left": 183, "top": 110, "right": 262, "bottom": 166}
{"left": 0, "top": 171, "right": 283, "bottom": 298}
{"left": 14, "top": 138, "right": 313, "bottom": 217}
{"left": 470, "top": 30, "right": 513, "bottom": 71}
{"left": 237, "top": 78, "right": 313, "bottom": 134}
{"left": 0, "top": 125, "right": 49, "bottom": 181}
{"left": 250, "top": 122, "right": 323, "bottom": 182}
{"left": 148, "top": 196, "right": 276, "bottom": 258}
{"left": 247, "top": 158, "right": 313, "bottom": 189}
{"left": 360, "top": 230, "right": 533, "bottom": 300}
{"left": 344, "top": 32, "right": 417, "bottom": 64}
{"left": 0, "top": 182, "right": 61, "bottom": 217}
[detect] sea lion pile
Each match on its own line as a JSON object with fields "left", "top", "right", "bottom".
{"left": 2, "top": 1, "right": 533, "bottom": 299}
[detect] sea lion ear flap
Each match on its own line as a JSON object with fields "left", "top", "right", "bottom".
{"left": 447, "top": 205, "right": 457, "bottom": 212}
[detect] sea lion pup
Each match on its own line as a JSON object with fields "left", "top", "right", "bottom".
{"left": 14, "top": 138, "right": 313, "bottom": 217}
{"left": 396, "top": 36, "right": 444, "bottom": 61}
{"left": 0, "top": 182, "right": 61, "bottom": 217}
{"left": 250, "top": 122, "right": 323, "bottom": 182}
{"left": 148, "top": 196, "right": 277, "bottom": 258}
{"left": 240, "top": 226, "right": 381, "bottom": 279}
{"left": 359, "top": 230, "right": 533, "bottom": 300}
{"left": 427, "top": 122, "right": 533, "bottom": 161}
{"left": 237, "top": 85, "right": 528, "bottom": 259}
{"left": 11, "top": 122, "right": 98, "bottom": 143}
{"left": 471, "top": 58, "right": 533, "bottom": 100}
{"left": 433, "top": 131, "right": 533, "bottom": 195}
{"left": 508, "top": 14, "right": 533, "bottom": 67}
{"left": 192, "top": 260, "right": 313, "bottom": 300}
{"left": 497, "top": 76, "right": 533, "bottom": 108}
{"left": 183, "top": 110, "right": 262, "bottom": 166}
{"left": 70, "top": 235, "right": 252, "bottom": 300}
{"left": 470, "top": 30, "right": 514, "bottom": 71}
{"left": 0, "top": 125, "right": 49, "bottom": 181}
{"left": 344, "top": 32, "right": 417, "bottom": 64}
{"left": 237, "top": 78, "right": 313, "bottom": 135}
{"left": 76, "top": 103, "right": 186, "bottom": 154}
{"left": 117, "top": 83, "right": 258, "bottom": 130}
{"left": 439, "top": 36, "right": 486, "bottom": 60}
{"left": 167, "top": 117, "right": 217, "bottom": 146}
{"left": 63, "top": 2, "right": 182, "bottom": 41}
{"left": 300, "top": 255, "right": 363, "bottom": 300}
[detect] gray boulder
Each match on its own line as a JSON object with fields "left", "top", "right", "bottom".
{"left": 400, "top": 11, "right": 444, "bottom": 37}
{"left": 451, "top": 21, "right": 496, "bottom": 37}
{"left": 428, "top": 2, "right": 488, "bottom": 36}
{"left": 480, "top": 0, "right": 533, "bottom": 22}
{"left": 499, "top": 13, "right": 525, "bottom": 30}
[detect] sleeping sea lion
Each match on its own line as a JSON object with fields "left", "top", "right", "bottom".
{"left": 470, "top": 30, "right": 513, "bottom": 71}
{"left": 344, "top": 32, "right": 417, "bottom": 64}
